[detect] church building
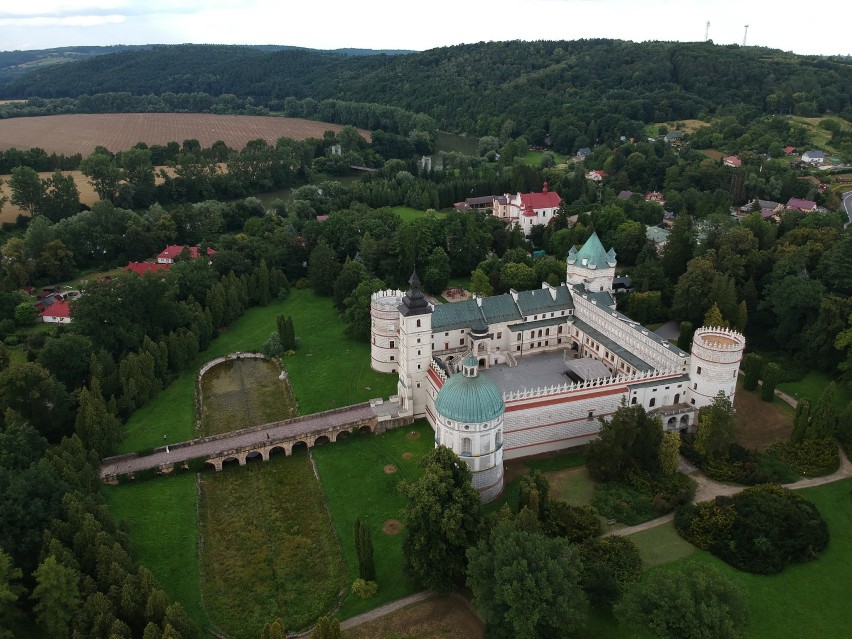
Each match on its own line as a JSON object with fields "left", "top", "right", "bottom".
{"left": 370, "top": 233, "right": 745, "bottom": 501}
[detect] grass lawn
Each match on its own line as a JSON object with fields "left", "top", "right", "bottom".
{"left": 102, "top": 473, "right": 207, "bottom": 631}
{"left": 312, "top": 421, "right": 435, "bottom": 620}
{"left": 120, "top": 290, "right": 397, "bottom": 452}
{"left": 486, "top": 449, "right": 587, "bottom": 515}
{"left": 778, "top": 370, "right": 852, "bottom": 412}
{"left": 733, "top": 381, "right": 794, "bottom": 450}
{"left": 522, "top": 150, "right": 566, "bottom": 166}
{"left": 545, "top": 466, "right": 596, "bottom": 507}
{"left": 627, "top": 521, "right": 695, "bottom": 569}
{"left": 391, "top": 206, "right": 446, "bottom": 222}
{"left": 199, "top": 452, "right": 346, "bottom": 637}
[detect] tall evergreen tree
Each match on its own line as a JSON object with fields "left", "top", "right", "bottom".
{"left": 760, "top": 362, "right": 780, "bottom": 402}
{"left": 791, "top": 398, "right": 812, "bottom": 444}
{"left": 807, "top": 383, "right": 838, "bottom": 439}
{"left": 741, "top": 353, "right": 763, "bottom": 391}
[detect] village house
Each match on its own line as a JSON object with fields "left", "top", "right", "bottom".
{"left": 454, "top": 195, "right": 495, "bottom": 212}
{"left": 644, "top": 191, "right": 665, "bottom": 206}
{"left": 645, "top": 226, "right": 670, "bottom": 252}
{"left": 785, "top": 197, "right": 818, "bottom": 213}
{"left": 783, "top": 146, "right": 797, "bottom": 155}
{"left": 585, "top": 170, "right": 607, "bottom": 182}
{"left": 801, "top": 150, "right": 825, "bottom": 165}
{"left": 40, "top": 299, "right": 72, "bottom": 324}
{"left": 156, "top": 245, "right": 217, "bottom": 264}
{"left": 492, "top": 183, "right": 561, "bottom": 236}
{"left": 723, "top": 156, "right": 742, "bottom": 168}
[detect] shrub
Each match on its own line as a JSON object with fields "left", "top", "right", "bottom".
{"left": 3, "top": 335, "right": 19, "bottom": 346}
{"left": 579, "top": 536, "right": 642, "bottom": 606}
{"left": 761, "top": 362, "right": 780, "bottom": 401}
{"left": 592, "top": 481, "right": 656, "bottom": 525}
{"left": 350, "top": 578, "right": 377, "bottom": 599}
{"left": 766, "top": 438, "right": 839, "bottom": 477}
{"left": 543, "top": 501, "right": 601, "bottom": 543}
{"left": 675, "top": 485, "right": 829, "bottom": 574}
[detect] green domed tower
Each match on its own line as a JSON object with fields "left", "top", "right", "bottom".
{"left": 434, "top": 355, "right": 505, "bottom": 502}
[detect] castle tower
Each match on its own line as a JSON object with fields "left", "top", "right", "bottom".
{"left": 687, "top": 327, "right": 746, "bottom": 409}
{"left": 370, "top": 289, "right": 404, "bottom": 373}
{"left": 434, "top": 355, "right": 505, "bottom": 502}
{"left": 397, "top": 272, "right": 433, "bottom": 417}
{"left": 565, "top": 232, "right": 617, "bottom": 293}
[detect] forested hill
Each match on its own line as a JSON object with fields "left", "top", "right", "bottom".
{"left": 2, "top": 40, "right": 850, "bottom": 145}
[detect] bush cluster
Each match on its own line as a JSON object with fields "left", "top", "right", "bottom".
{"left": 592, "top": 469, "right": 696, "bottom": 526}
{"left": 767, "top": 437, "right": 840, "bottom": 477}
{"left": 681, "top": 435, "right": 799, "bottom": 485}
{"left": 675, "top": 484, "right": 829, "bottom": 574}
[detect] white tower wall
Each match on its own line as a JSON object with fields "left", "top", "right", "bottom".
{"left": 435, "top": 409, "right": 504, "bottom": 502}
{"left": 370, "top": 289, "right": 404, "bottom": 373}
{"left": 687, "top": 326, "right": 745, "bottom": 409}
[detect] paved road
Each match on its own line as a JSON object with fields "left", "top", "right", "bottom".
{"left": 100, "top": 403, "right": 376, "bottom": 478}
{"left": 842, "top": 190, "right": 852, "bottom": 228}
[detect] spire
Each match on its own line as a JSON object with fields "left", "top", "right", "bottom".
{"left": 399, "top": 271, "right": 431, "bottom": 317}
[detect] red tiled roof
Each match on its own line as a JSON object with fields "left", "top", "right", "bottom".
{"left": 157, "top": 245, "right": 217, "bottom": 260}
{"left": 40, "top": 299, "right": 71, "bottom": 319}
{"left": 519, "top": 190, "right": 561, "bottom": 210}
{"left": 786, "top": 197, "right": 816, "bottom": 211}
{"left": 316, "top": 215, "right": 329, "bottom": 222}
{"left": 723, "top": 156, "right": 742, "bottom": 167}
{"left": 125, "top": 262, "right": 171, "bottom": 275}
{"left": 783, "top": 146, "right": 797, "bottom": 154}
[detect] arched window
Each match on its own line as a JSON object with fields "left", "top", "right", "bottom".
{"left": 416, "top": 319, "right": 421, "bottom": 328}
{"left": 495, "top": 430, "right": 502, "bottom": 448}
{"left": 674, "top": 393, "right": 680, "bottom": 403}
{"left": 649, "top": 397, "right": 656, "bottom": 407}
{"left": 462, "top": 437, "right": 472, "bottom": 455}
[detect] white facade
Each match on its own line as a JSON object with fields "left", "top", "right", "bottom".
{"left": 686, "top": 327, "right": 745, "bottom": 407}
{"left": 370, "top": 289, "right": 404, "bottom": 374}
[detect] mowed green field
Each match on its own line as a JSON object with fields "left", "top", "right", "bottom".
{"left": 312, "top": 421, "right": 435, "bottom": 619}
{"left": 199, "top": 453, "right": 346, "bottom": 637}
{"left": 103, "top": 473, "right": 206, "bottom": 630}
{"left": 120, "top": 289, "right": 397, "bottom": 452}
{"left": 391, "top": 206, "right": 446, "bottom": 221}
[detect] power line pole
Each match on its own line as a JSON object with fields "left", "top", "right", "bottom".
{"left": 743, "top": 25, "right": 749, "bottom": 46}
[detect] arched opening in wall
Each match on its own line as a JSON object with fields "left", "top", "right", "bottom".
{"left": 462, "top": 437, "right": 472, "bottom": 456}
{"left": 667, "top": 417, "right": 677, "bottom": 429}
{"left": 335, "top": 430, "right": 350, "bottom": 442}
{"left": 291, "top": 441, "right": 309, "bottom": 455}
{"left": 680, "top": 415, "right": 690, "bottom": 427}
{"left": 202, "top": 461, "right": 217, "bottom": 473}
{"left": 674, "top": 393, "right": 680, "bottom": 403}
{"left": 571, "top": 342, "right": 579, "bottom": 352}
{"left": 245, "top": 451, "right": 263, "bottom": 464}
{"left": 222, "top": 457, "right": 240, "bottom": 469}
{"left": 314, "top": 435, "right": 331, "bottom": 446}
{"left": 358, "top": 425, "right": 373, "bottom": 435}
{"left": 268, "top": 446, "right": 286, "bottom": 459}
{"left": 479, "top": 358, "right": 486, "bottom": 368}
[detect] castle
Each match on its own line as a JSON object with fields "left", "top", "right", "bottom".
{"left": 371, "top": 233, "right": 745, "bottom": 501}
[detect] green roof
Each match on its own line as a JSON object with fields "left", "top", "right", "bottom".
{"left": 480, "top": 294, "right": 523, "bottom": 325}
{"left": 435, "top": 371, "right": 505, "bottom": 423}
{"left": 432, "top": 299, "right": 483, "bottom": 331}
{"left": 516, "top": 286, "right": 573, "bottom": 315}
{"left": 567, "top": 232, "right": 616, "bottom": 270}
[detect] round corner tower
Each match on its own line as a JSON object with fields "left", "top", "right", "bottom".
{"left": 687, "top": 326, "right": 746, "bottom": 409}
{"left": 370, "top": 289, "right": 405, "bottom": 374}
{"left": 434, "top": 355, "right": 505, "bottom": 503}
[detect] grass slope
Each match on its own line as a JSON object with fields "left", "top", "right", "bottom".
{"left": 778, "top": 370, "right": 852, "bottom": 412}
{"left": 102, "top": 474, "right": 206, "bottom": 630}
{"left": 199, "top": 453, "right": 346, "bottom": 637}
{"left": 312, "top": 421, "right": 435, "bottom": 619}
{"left": 121, "top": 290, "right": 397, "bottom": 452}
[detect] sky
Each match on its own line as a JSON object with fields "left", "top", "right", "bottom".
{"left": 1, "top": 0, "right": 848, "bottom": 57}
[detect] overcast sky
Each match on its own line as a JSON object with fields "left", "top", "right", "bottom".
{"left": 1, "top": 0, "right": 848, "bottom": 56}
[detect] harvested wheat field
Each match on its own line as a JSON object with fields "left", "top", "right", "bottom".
{"left": 0, "top": 113, "right": 370, "bottom": 156}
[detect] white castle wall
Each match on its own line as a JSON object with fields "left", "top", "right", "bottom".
{"left": 687, "top": 326, "right": 745, "bottom": 408}
{"left": 370, "top": 289, "right": 404, "bottom": 373}
{"left": 435, "top": 410, "right": 504, "bottom": 503}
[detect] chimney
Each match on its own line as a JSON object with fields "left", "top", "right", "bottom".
{"left": 542, "top": 181, "right": 549, "bottom": 194}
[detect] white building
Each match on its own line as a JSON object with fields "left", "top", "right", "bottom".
{"left": 492, "top": 182, "right": 561, "bottom": 236}
{"left": 370, "top": 234, "right": 745, "bottom": 501}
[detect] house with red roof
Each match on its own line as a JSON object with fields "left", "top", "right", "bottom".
{"left": 492, "top": 183, "right": 562, "bottom": 236}
{"left": 644, "top": 191, "right": 666, "bottom": 206}
{"left": 585, "top": 170, "right": 607, "bottom": 182}
{"left": 783, "top": 146, "right": 797, "bottom": 155}
{"left": 40, "top": 299, "right": 72, "bottom": 324}
{"left": 156, "top": 245, "right": 217, "bottom": 264}
{"left": 723, "top": 156, "right": 742, "bottom": 168}
{"left": 785, "top": 197, "right": 817, "bottom": 213}
{"left": 125, "top": 262, "right": 171, "bottom": 275}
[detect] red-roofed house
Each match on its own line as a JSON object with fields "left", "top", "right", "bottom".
{"left": 783, "top": 146, "right": 797, "bottom": 155}
{"left": 585, "top": 170, "right": 607, "bottom": 182}
{"left": 156, "top": 245, "right": 217, "bottom": 264}
{"left": 723, "top": 156, "right": 742, "bottom": 168}
{"left": 785, "top": 197, "right": 817, "bottom": 213}
{"left": 492, "top": 182, "right": 562, "bottom": 235}
{"left": 644, "top": 191, "right": 666, "bottom": 206}
{"left": 125, "top": 262, "right": 171, "bottom": 275}
{"left": 40, "top": 299, "right": 72, "bottom": 324}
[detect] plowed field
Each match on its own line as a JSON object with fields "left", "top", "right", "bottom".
{"left": 0, "top": 113, "right": 370, "bottom": 155}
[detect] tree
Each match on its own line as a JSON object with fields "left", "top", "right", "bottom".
{"left": 401, "top": 446, "right": 483, "bottom": 591}
{"left": 807, "top": 382, "right": 838, "bottom": 439}
{"left": 0, "top": 549, "right": 24, "bottom": 638}
{"left": 791, "top": 397, "right": 812, "bottom": 444}
{"left": 578, "top": 536, "right": 642, "bottom": 606}
{"left": 0, "top": 362, "right": 73, "bottom": 441}
{"left": 75, "top": 378, "right": 122, "bottom": 457}
{"left": 661, "top": 215, "right": 695, "bottom": 281}
{"left": 469, "top": 269, "right": 493, "bottom": 297}
{"left": 353, "top": 518, "right": 376, "bottom": 582}
{"left": 36, "top": 333, "right": 94, "bottom": 392}
{"left": 41, "top": 171, "right": 80, "bottom": 222}
{"left": 260, "top": 618, "right": 286, "bottom": 639}
{"left": 308, "top": 240, "right": 340, "bottom": 296}
{"left": 695, "top": 392, "right": 735, "bottom": 458}
{"left": 80, "top": 149, "right": 122, "bottom": 202}
{"left": 13, "top": 302, "right": 37, "bottom": 326}
{"left": 761, "top": 362, "right": 780, "bottom": 402}
{"left": 31, "top": 555, "right": 81, "bottom": 639}
{"left": 9, "top": 166, "right": 44, "bottom": 217}
{"left": 342, "top": 278, "right": 384, "bottom": 341}
{"left": 500, "top": 261, "right": 538, "bottom": 291}
{"left": 311, "top": 616, "right": 340, "bottom": 639}
{"left": 586, "top": 403, "right": 663, "bottom": 482}
{"left": 422, "top": 247, "right": 451, "bottom": 294}
{"left": 703, "top": 303, "right": 727, "bottom": 329}
{"left": 333, "top": 259, "right": 369, "bottom": 312}
{"left": 466, "top": 522, "right": 588, "bottom": 639}
{"left": 659, "top": 431, "right": 680, "bottom": 475}
{"left": 615, "top": 564, "right": 748, "bottom": 639}
{"left": 741, "top": 353, "right": 763, "bottom": 391}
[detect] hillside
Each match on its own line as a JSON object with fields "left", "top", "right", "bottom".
{"left": 1, "top": 40, "right": 849, "bottom": 152}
